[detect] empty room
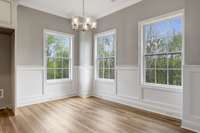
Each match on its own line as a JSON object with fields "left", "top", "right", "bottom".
{"left": 0, "top": 0, "right": 199, "bottom": 132}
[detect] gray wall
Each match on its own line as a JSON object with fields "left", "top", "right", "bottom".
{"left": 96, "top": 0, "right": 186, "bottom": 65}
{"left": 0, "top": 33, "right": 11, "bottom": 108}
{"left": 79, "top": 31, "right": 93, "bottom": 66}
{"left": 185, "top": 0, "right": 200, "bottom": 65}
{"left": 17, "top": 6, "right": 79, "bottom": 65}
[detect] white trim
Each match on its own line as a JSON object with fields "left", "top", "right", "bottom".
{"left": 94, "top": 29, "right": 117, "bottom": 81}
{"left": 116, "top": 65, "right": 139, "bottom": 70}
{"left": 46, "top": 79, "right": 72, "bottom": 84}
{"left": 141, "top": 83, "right": 183, "bottom": 93}
{"left": 184, "top": 65, "right": 200, "bottom": 72}
{"left": 17, "top": 93, "right": 77, "bottom": 107}
{"left": 182, "top": 120, "right": 200, "bottom": 133}
{"left": 93, "top": 94, "right": 181, "bottom": 119}
{"left": 138, "top": 9, "right": 185, "bottom": 90}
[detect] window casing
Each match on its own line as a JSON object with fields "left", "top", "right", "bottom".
{"left": 95, "top": 30, "right": 116, "bottom": 80}
{"left": 44, "top": 30, "right": 73, "bottom": 81}
{"left": 140, "top": 11, "right": 184, "bottom": 88}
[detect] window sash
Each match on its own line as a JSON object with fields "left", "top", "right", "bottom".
{"left": 45, "top": 31, "right": 73, "bottom": 81}
{"left": 95, "top": 31, "right": 116, "bottom": 80}
{"left": 141, "top": 13, "right": 183, "bottom": 87}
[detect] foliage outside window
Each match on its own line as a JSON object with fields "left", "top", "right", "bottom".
{"left": 142, "top": 13, "right": 183, "bottom": 87}
{"left": 95, "top": 30, "right": 116, "bottom": 80}
{"left": 45, "top": 31, "right": 72, "bottom": 80}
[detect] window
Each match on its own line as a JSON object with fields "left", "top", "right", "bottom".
{"left": 44, "top": 30, "right": 73, "bottom": 81}
{"left": 140, "top": 11, "right": 184, "bottom": 88}
{"left": 95, "top": 30, "right": 116, "bottom": 80}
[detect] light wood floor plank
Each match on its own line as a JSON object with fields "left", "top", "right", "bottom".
{"left": 0, "top": 97, "right": 195, "bottom": 133}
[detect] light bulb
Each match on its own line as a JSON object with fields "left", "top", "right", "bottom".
{"left": 91, "top": 22, "right": 97, "bottom": 29}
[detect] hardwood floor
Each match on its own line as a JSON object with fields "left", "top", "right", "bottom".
{"left": 0, "top": 97, "right": 195, "bottom": 133}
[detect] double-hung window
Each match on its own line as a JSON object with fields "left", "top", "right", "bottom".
{"left": 44, "top": 30, "right": 73, "bottom": 81}
{"left": 95, "top": 30, "right": 116, "bottom": 80}
{"left": 140, "top": 11, "right": 184, "bottom": 88}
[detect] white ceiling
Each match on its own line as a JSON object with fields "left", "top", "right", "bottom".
{"left": 18, "top": 0, "right": 142, "bottom": 19}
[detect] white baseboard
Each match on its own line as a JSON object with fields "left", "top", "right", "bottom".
{"left": 93, "top": 93, "right": 181, "bottom": 119}
{"left": 182, "top": 120, "right": 200, "bottom": 133}
{"left": 17, "top": 93, "right": 77, "bottom": 107}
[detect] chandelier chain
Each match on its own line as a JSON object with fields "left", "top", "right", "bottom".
{"left": 82, "top": 0, "right": 85, "bottom": 17}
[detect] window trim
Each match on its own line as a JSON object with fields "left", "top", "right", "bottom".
{"left": 43, "top": 29, "right": 74, "bottom": 83}
{"left": 138, "top": 9, "right": 185, "bottom": 90}
{"left": 94, "top": 29, "right": 117, "bottom": 81}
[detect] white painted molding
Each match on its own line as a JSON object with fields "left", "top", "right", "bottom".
{"left": 16, "top": 65, "right": 44, "bottom": 71}
{"left": 184, "top": 65, "right": 200, "bottom": 72}
{"left": 182, "top": 120, "right": 200, "bottom": 133}
{"left": 183, "top": 65, "right": 200, "bottom": 133}
{"left": 116, "top": 65, "right": 139, "bottom": 70}
{"left": 94, "top": 65, "right": 182, "bottom": 119}
{"left": 94, "top": 93, "right": 181, "bottom": 119}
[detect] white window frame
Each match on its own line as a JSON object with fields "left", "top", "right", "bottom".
{"left": 94, "top": 29, "right": 117, "bottom": 82}
{"left": 138, "top": 10, "right": 185, "bottom": 90}
{"left": 43, "top": 29, "right": 74, "bottom": 83}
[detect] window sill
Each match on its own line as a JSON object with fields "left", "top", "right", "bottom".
{"left": 141, "top": 83, "right": 183, "bottom": 93}
{"left": 47, "top": 79, "right": 72, "bottom": 84}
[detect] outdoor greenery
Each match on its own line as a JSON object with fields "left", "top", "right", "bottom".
{"left": 46, "top": 34, "right": 71, "bottom": 80}
{"left": 96, "top": 33, "right": 115, "bottom": 79}
{"left": 144, "top": 16, "right": 183, "bottom": 86}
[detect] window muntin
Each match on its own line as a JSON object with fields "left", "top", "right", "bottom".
{"left": 95, "top": 30, "right": 116, "bottom": 80}
{"left": 142, "top": 14, "right": 183, "bottom": 87}
{"left": 45, "top": 31, "right": 73, "bottom": 81}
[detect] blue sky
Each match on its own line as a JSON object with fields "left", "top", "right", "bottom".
{"left": 144, "top": 16, "right": 183, "bottom": 39}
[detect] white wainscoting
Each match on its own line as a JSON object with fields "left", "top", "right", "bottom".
{"left": 78, "top": 65, "right": 93, "bottom": 97}
{"left": 93, "top": 65, "right": 182, "bottom": 119}
{"left": 16, "top": 66, "right": 78, "bottom": 107}
{"left": 182, "top": 65, "right": 200, "bottom": 133}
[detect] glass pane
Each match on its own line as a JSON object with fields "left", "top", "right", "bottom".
{"left": 144, "top": 16, "right": 183, "bottom": 54}
{"left": 55, "top": 58, "right": 62, "bottom": 68}
{"left": 97, "top": 59, "right": 104, "bottom": 70}
{"left": 63, "top": 69, "right": 69, "bottom": 79}
{"left": 144, "top": 38, "right": 168, "bottom": 54}
{"left": 47, "top": 69, "right": 54, "bottom": 80}
{"left": 104, "top": 59, "right": 109, "bottom": 69}
{"left": 63, "top": 38, "right": 70, "bottom": 58}
{"left": 104, "top": 69, "right": 110, "bottom": 79}
{"left": 104, "top": 34, "right": 114, "bottom": 57}
{"left": 55, "top": 44, "right": 64, "bottom": 57}
{"left": 145, "top": 56, "right": 155, "bottom": 68}
{"left": 47, "top": 58, "right": 55, "bottom": 68}
{"left": 63, "top": 47, "right": 70, "bottom": 58}
{"left": 156, "top": 70, "right": 167, "bottom": 84}
{"left": 168, "top": 54, "right": 182, "bottom": 68}
{"left": 169, "top": 70, "right": 182, "bottom": 86}
{"left": 98, "top": 69, "right": 104, "bottom": 78}
{"left": 108, "top": 58, "right": 115, "bottom": 69}
{"left": 156, "top": 55, "right": 167, "bottom": 68}
{"left": 55, "top": 69, "right": 62, "bottom": 79}
{"left": 110, "top": 69, "right": 115, "bottom": 79}
{"left": 97, "top": 37, "right": 104, "bottom": 58}
{"left": 169, "top": 34, "right": 182, "bottom": 52}
{"left": 47, "top": 35, "right": 56, "bottom": 57}
{"left": 63, "top": 59, "right": 70, "bottom": 69}
{"left": 145, "top": 69, "right": 155, "bottom": 83}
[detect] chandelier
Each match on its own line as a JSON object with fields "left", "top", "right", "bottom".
{"left": 71, "top": 0, "right": 97, "bottom": 31}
